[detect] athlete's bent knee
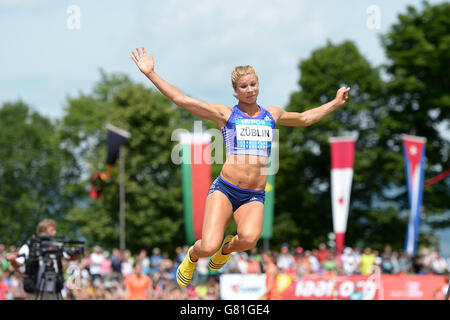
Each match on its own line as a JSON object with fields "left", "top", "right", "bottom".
{"left": 238, "top": 232, "right": 260, "bottom": 250}
{"left": 199, "top": 242, "right": 221, "bottom": 257}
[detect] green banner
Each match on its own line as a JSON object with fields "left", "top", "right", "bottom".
{"left": 261, "top": 142, "right": 278, "bottom": 239}
{"left": 181, "top": 143, "right": 195, "bottom": 245}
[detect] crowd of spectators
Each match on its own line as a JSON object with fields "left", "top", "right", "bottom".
{"left": 0, "top": 241, "right": 448, "bottom": 300}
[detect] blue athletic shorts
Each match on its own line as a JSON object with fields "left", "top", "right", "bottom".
{"left": 208, "top": 175, "right": 265, "bottom": 211}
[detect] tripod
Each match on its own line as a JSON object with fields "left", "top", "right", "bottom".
{"left": 35, "top": 258, "right": 63, "bottom": 300}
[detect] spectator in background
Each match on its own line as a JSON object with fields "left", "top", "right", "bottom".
{"left": 412, "top": 255, "right": 425, "bottom": 274}
{"left": 10, "top": 271, "right": 26, "bottom": 300}
{"left": 293, "top": 246, "right": 304, "bottom": 265}
{"left": 277, "top": 243, "right": 295, "bottom": 272}
{"left": 89, "top": 246, "right": 104, "bottom": 286}
{"left": 1, "top": 252, "right": 10, "bottom": 276}
{"left": 137, "top": 249, "right": 151, "bottom": 276}
{"left": 431, "top": 250, "right": 448, "bottom": 275}
{"left": 316, "top": 243, "right": 330, "bottom": 265}
{"left": 206, "top": 277, "right": 220, "bottom": 300}
{"left": 237, "top": 252, "right": 248, "bottom": 274}
{"left": 373, "top": 250, "right": 382, "bottom": 271}
{"left": 398, "top": 251, "right": 412, "bottom": 274}
{"left": 250, "top": 247, "right": 262, "bottom": 265}
{"left": 353, "top": 247, "right": 362, "bottom": 274}
{"left": 121, "top": 250, "right": 134, "bottom": 277}
{"left": 390, "top": 251, "right": 400, "bottom": 274}
{"left": 421, "top": 248, "right": 433, "bottom": 272}
{"left": 296, "top": 252, "right": 312, "bottom": 279}
{"left": 196, "top": 257, "right": 209, "bottom": 283}
{"left": 195, "top": 280, "right": 209, "bottom": 299}
{"left": 124, "top": 262, "right": 152, "bottom": 300}
{"left": 260, "top": 251, "right": 281, "bottom": 300}
{"left": 381, "top": 245, "right": 394, "bottom": 274}
{"left": 175, "top": 247, "right": 185, "bottom": 265}
{"left": 323, "top": 252, "right": 338, "bottom": 275}
{"left": 224, "top": 252, "right": 239, "bottom": 273}
{"left": 0, "top": 270, "right": 10, "bottom": 300}
{"left": 360, "top": 248, "right": 375, "bottom": 275}
{"left": 246, "top": 254, "right": 261, "bottom": 274}
{"left": 381, "top": 252, "right": 394, "bottom": 274}
{"left": 100, "top": 250, "right": 112, "bottom": 279}
{"left": 111, "top": 248, "right": 123, "bottom": 279}
{"left": 161, "top": 252, "right": 175, "bottom": 281}
{"left": 0, "top": 244, "right": 8, "bottom": 273}
{"left": 305, "top": 250, "right": 320, "bottom": 274}
{"left": 167, "top": 286, "right": 184, "bottom": 300}
{"left": 150, "top": 248, "right": 162, "bottom": 275}
{"left": 341, "top": 247, "right": 358, "bottom": 275}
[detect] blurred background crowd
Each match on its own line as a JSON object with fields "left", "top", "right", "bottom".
{"left": 0, "top": 241, "right": 448, "bottom": 300}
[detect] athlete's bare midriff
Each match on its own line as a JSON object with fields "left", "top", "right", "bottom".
{"left": 220, "top": 154, "right": 269, "bottom": 191}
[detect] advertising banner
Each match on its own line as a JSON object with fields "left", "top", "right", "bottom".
{"left": 220, "top": 274, "right": 266, "bottom": 300}
{"left": 279, "top": 274, "right": 445, "bottom": 300}
{"left": 220, "top": 273, "right": 447, "bottom": 300}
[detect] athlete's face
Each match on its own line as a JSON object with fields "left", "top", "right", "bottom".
{"left": 234, "top": 74, "right": 259, "bottom": 104}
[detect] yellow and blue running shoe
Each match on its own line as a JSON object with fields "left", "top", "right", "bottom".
{"left": 208, "top": 235, "right": 234, "bottom": 271}
{"left": 176, "top": 246, "right": 198, "bottom": 287}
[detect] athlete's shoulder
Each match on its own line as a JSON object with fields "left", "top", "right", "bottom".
{"left": 263, "top": 106, "right": 280, "bottom": 123}
{"left": 209, "top": 104, "right": 233, "bottom": 127}
{"left": 210, "top": 104, "right": 233, "bottom": 113}
{"left": 265, "top": 105, "right": 282, "bottom": 114}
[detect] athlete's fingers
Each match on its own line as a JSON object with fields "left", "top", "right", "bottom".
{"left": 131, "top": 55, "right": 138, "bottom": 65}
{"left": 142, "top": 46, "right": 148, "bottom": 57}
{"left": 136, "top": 47, "right": 142, "bottom": 58}
{"left": 131, "top": 51, "right": 139, "bottom": 62}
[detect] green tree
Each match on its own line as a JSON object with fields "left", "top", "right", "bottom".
{"left": 61, "top": 71, "right": 198, "bottom": 254}
{"left": 273, "top": 1, "right": 449, "bottom": 252}
{"left": 0, "top": 101, "right": 80, "bottom": 245}
{"left": 380, "top": 0, "right": 450, "bottom": 228}
{"left": 274, "top": 40, "right": 408, "bottom": 251}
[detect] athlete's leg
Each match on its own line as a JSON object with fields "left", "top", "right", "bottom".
{"left": 222, "top": 201, "right": 264, "bottom": 254}
{"left": 189, "top": 191, "right": 233, "bottom": 261}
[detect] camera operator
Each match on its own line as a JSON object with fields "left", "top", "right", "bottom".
{"left": 7, "top": 219, "right": 80, "bottom": 300}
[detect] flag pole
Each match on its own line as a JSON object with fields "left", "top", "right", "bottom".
{"left": 119, "top": 143, "right": 126, "bottom": 251}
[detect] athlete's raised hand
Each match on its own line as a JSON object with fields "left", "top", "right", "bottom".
{"left": 131, "top": 46, "right": 154, "bottom": 76}
{"left": 334, "top": 87, "right": 350, "bottom": 107}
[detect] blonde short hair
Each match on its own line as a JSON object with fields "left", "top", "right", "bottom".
{"left": 231, "top": 65, "right": 258, "bottom": 89}
{"left": 36, "top": 219, "right": 56, "bottom": 235}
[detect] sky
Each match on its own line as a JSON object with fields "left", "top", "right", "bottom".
{"left": 1, "top": 0, "right": 446, "bottom": 120}
{"left": 1, "top": 0, "right": 449, "bottom": 256}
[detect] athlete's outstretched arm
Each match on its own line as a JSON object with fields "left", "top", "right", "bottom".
{"left": 267, "top": 87, "right": 350, "bottom": 127}
{"left": 131, "top": 46, "right": 230, "bottom": 126}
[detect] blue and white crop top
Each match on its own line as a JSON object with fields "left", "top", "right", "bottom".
{"left": 221, "top": 105, "right": 276, "bottom": 157}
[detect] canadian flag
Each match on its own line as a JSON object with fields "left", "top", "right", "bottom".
{"left": 330, "top": 137, "right": 356, "bottom": 254}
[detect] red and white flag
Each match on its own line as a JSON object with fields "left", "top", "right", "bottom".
{"left": 330, "top": 137, "right": 356, "bottom": 254}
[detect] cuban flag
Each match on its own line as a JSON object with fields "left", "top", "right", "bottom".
{"left": 402, "top": 135, "right": 427, "bottom": 256}
{"left": 330, "top": 137, "right": 356, "bottom": 254}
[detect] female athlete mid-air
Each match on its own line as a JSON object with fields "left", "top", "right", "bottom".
{"left": 131, "top": 46, "right": 349, "bottom": 287}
